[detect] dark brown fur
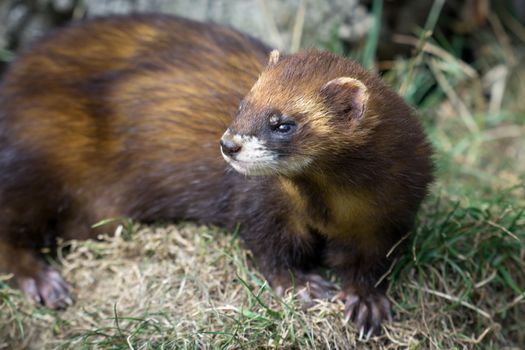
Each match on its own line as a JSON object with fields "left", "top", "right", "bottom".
{"left": 0, "top": 14, "right": 433, "bottom": 335}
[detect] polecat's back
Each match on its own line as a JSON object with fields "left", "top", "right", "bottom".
{"left": 0, "top": 15, "right": 270, "bottom": 227}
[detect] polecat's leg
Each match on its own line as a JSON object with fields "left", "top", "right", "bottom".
{"left": 241, "top": 227, "right": 336, "bottom": 302}
{"left": 326, "top": 240, "right": 393, "bottom": 338}
{"left": 0, "top": 241, "right": 72, "bottom": 309}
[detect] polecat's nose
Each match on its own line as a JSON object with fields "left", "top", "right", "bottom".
{"left": 220, "top": 138, "right": 242, "bottom": 156}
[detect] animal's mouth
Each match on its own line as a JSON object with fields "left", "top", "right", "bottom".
{"left": 221, "top": 149, "right": 313, "bottom": 177}
{"left": 221, "top": 150, "right": 279, "bottom": 176}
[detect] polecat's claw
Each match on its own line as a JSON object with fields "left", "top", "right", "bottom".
{"left": 271, "top": 271, "right": 337, "bottom": 304}
{"left": 16, "top": 266, "right": 73, "bottom": 309}
{"left": 339, "top": 288, "right": 391, "bottom": 337}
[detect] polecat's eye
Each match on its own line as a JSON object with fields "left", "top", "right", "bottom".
{"left": 268, "top": 113, "right": 296, "bottom": 134}
{"left": 275, "top": 123, "right": 294, "bottom": 133}
{"left": 271, "top": 121, "right": 296, "bottom": 134}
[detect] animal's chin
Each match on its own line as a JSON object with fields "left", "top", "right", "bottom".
{"left": 221, "top": 151, "right": 312, "bottom": 177}
{"left": 226, "top": 159, "right": 279, "bottom": 176}
{"left": 224, "top": 157, "right": 313, "bottom": 177}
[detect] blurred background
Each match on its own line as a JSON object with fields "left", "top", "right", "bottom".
{"left": 1, "top": 0, "right": 524, "bottom": 65}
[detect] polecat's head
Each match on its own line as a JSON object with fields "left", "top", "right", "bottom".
{"left": 220, "top": 49, "right": 377, "bottom": 177}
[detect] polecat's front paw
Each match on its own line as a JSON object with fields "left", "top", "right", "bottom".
{"left": 272, "top": 271, "right": 337, "bottom": 305}
{"left": 16, "top": 266, "right": 73, "bottom": 309}
{"left": 337, "top": 287, "right": 392, "bottom": 340}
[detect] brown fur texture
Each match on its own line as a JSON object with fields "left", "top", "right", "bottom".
{"left": 0, "top": 14, "right": 433, "bottom": 336}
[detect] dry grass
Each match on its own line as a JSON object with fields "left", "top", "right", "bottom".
{"left": 1, "top": 183, "right": 524, "bottom": 349}
{"left": 1, "top": 224, "right": 400, "bottom": 349}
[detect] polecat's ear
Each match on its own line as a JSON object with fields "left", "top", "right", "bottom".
{"left": 320, "top": 77, "right": 369, "bottom": 120}
{"left": 268, "top": 50, "right": 280, "bottom": 66}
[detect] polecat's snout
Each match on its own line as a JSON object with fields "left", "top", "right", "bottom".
{"left": 219, "top": 137, "right": 242, "bottom": 157}
{"left": 220, "top": 129, "right": 277, "bottom": 176}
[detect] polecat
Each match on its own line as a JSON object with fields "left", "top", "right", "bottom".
{"left": 0, "top": 14, "right": 433, "bottom": 337}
